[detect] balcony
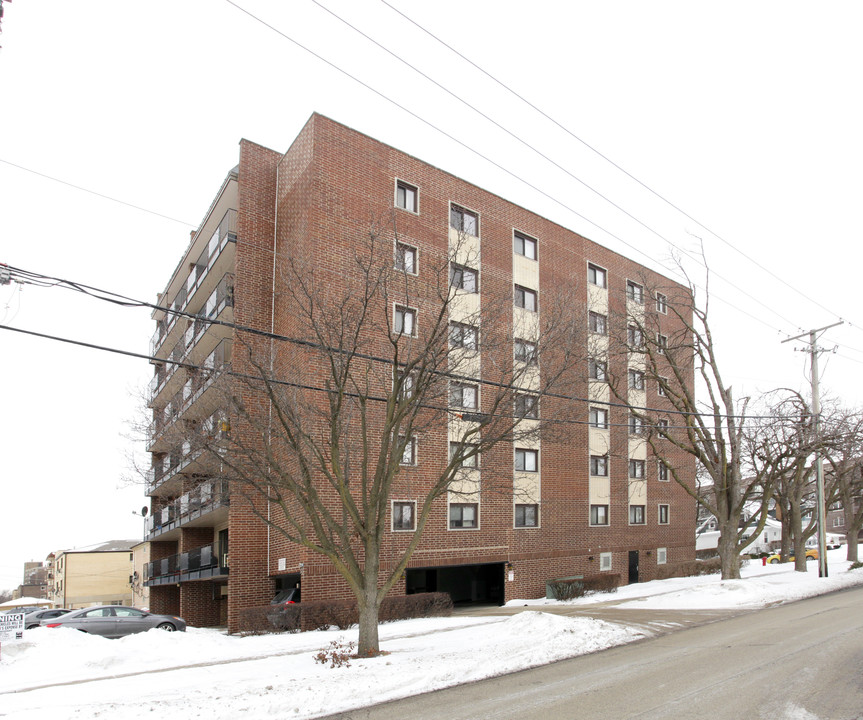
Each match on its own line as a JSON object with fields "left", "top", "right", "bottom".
{"left": 147, "top": 481, "right": 230, "bottom": 541}
{"left": 147, "top": 339, "right": 233, "bottom": 453}
{"left": 144, "top": 541, "right": 228, "bottom": 586}
{"left": 150, "top": 209, "right": 237, "bottom": 358}
{"left": 149, "top": 276, "right": 234, "bottom": 410}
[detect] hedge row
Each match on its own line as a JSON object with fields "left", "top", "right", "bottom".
{"left": 653, "top": 556, "right": 723, "bottom": 580}
{"left": 546, "top": 574, "right": 620, "bottom": 600}
{"left": 238, "top": 591, "right": 454, "bottom": 635}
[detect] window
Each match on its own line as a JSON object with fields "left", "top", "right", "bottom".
{"left": 515, "top": 504, "right": 539, "bottom": 528}
{"left": 589, "top": 358, "right": 608, "bottom": 381}
{"left": 657, "top": 547, "right": 668, "bottom": 564}
{"left": 658, "top": 461, "right": 669, "bottom": 482}
{"left": 628, "top": 325, "right": 644, "bottom": 348}
{"left": 394, "top": 242, "right": 417, "bottom": 274}
{"left": 629, "top": 505, "right": 646, "bottom": 525}
{"left": 833, "top": 516, "right": 844, "bottom": 528}
{"left": 589, "top": 406, "right": 608, "bottom": 429}
{"left": 656, "top": 293, "right": 667, "bottom": 314}
{"left": 450, "top": 383, "right": 478, "bottom": 410}
{"left": 657, "top": 378, "right": 668, "bottom": 397}
{"left": 514, "top": 393, "right": 539, "bottom": 419}
{"left": 395, "top": 370, "right": 415, "bottom": 400}
{"left": 658, "top": 504, "right": 670, "bottom": 525}
{"left": 588, "top": 263, "right": 607, "bottom": 289}
{"left": 515, "top": 448, "right": 539, "bottom": 472}
{"left": 399, "top": 436, "right": 416, "bottom": 466}
{"left": 450, "top": 441, "right": 478, "bottom": 468}
{"left": 513, "top": 231, "right": 537, "bottom": 260}
{"left": 590, "top": 504, "right": 609, "bottom": 526}
{"left": 626, "top": 281, "right": 644, "bottom": 303}
{"left": 393, "top": 501, "right": 416, "bottom": 531}
{"left": 450, "top": 263, "right": 478, "bottom": 293}
{"left": 629, "top": 415, "right": 644, "bottom": 435}
{"left": 514, "top": 285, "right": 537, "bottom": 312}
{"left": 396, "top": 181, "right": 418, "bottom": 212}
{"left": 599, "top": 552, "right": 612, "bottom": 571}
{"left": 450, "top": 322, "right": 479, "bottom": 350}
{"left": 629, "top": 459, "right": 645, "bottom": 479}
{"left": 394, "top": 305, "right": 416, "bottom": 336}
{"left": 590, "top": 455, "right": 608, "bottom": 476}
{"left": 514, "top": 339, "right": 537, "bottom": 364}
{"left": 657, "top": 418, "right": 669, "bottom": 431}
{"left": 449, "top": 503, "right": 478, "bottom": 529}
{"left": 657, "top": 333, "right": 668, "bottom": 354}
{"left": 628, "top": 369, "right": 644, "bottom": 390}
{"left": 589, "top": 311, "right": 607, "bottom": 335}
{"left": 450, "top": 204, "right": 478, "bottom": 235}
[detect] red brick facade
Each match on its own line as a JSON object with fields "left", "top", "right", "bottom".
{"left": 146, "top": 114, "right": 696, "bottom": 631}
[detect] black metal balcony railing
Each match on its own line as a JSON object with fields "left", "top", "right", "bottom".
{"left": 144, "top": 541, "right": 228, "bottom": 586}
{"left": 146, "top": 481, "right": 230, "bottom": 539}
{"left": 147, "top": 340, "right": 233, "bottom": 451}
{"left": 149, "top": 277, "right": 234, "bottom": 405}
{"left": 150, "top": 210, "right": 237, "bottom": 356}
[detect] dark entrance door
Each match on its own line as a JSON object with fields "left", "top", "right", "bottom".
{"left": 406, "top": 563, "right": 505, "bottom": 605}
{"left": 628, "top": 550, "right": 640, "bottom": 584}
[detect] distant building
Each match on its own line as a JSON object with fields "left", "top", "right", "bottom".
{"left": 49, "top": 540, "right": 137, "bottom": 609}
{"left": 131, "top": 541, "right": 150, "bottom": 609}
{"left": 11, "top": 561, "right": 50, "bottom": 601}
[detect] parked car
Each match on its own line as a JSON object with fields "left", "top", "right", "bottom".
{"left": 766, "top": 548, "right": 818, "bottom": 564}
{"left": 268, "top": 587, "right": 301, "bottom": 631}
{"left": 23, "top": 607, "right": 71, "bottom": 629}
{"left": 1, "top": 606, "right": 47, "bottom": 616}
{"left": 271, "top": 587, "right": 301, "bottom": 607}
{"left": 42, "top": 605, "right": 186, "bottom": 637}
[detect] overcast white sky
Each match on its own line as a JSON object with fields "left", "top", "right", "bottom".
{"left": 1, "top": 1, "right": 862, "bottom": 591}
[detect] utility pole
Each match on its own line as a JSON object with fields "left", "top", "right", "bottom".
{"left": 782, "top": 321, "right": 842, "bottom": 578}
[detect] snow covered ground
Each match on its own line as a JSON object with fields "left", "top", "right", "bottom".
{"left": 2, "top": 547, "right": 861, "bottom": 720}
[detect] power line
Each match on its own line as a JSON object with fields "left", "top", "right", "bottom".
{"left": 309, "top": 0, "right": 798, "bottom": 332}
{"left": 221, "top": 0, "right": 785, "bottom": 336}
{"left": 0, "top": 266, "right": 810, "bottom": 423}
{"left": 377, "top": 0, "right": 850, "bottom": 329}
{"left": 0, "top": 158, "right": 197, "bottom": 227}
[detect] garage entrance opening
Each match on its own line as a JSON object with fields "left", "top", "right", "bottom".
{"left": 405, "top": 562, "right": 505, "bottom": 605}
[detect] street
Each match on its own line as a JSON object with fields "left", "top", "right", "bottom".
{"left": 323, "top": 585, "right": 863, "bottom": 720}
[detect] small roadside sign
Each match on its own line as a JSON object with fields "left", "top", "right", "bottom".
{"left": 0, "top": 612, "right": 25, "bottom": 642}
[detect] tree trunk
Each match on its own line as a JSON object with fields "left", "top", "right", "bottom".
{"left": 357, "top": 541, "right": 382, "bottom": 657}
{"left": 717, "top": 530, "right": 741, "bottom": 579}
{"left": 791, "top": 504, "right": 807, "bottom": 572}
{"left": 846, "top": 538, "right": 859, "bottom": 563}
{"left": 357, "top": 593, "right": 381, "bottom": 657}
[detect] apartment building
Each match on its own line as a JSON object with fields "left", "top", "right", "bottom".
{"left": 49, "top": 541, "right": 136, "bottom": 608}
{"left": 144, "top": 113, "right": 696, "bottom": 631}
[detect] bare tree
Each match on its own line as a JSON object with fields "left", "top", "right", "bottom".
{"left": 185, "top": 217, "right": 584, "bottom": 654}
{"left": 822, "top": 408, "right": 863, "bottom": 562}
{"left": 746, "top": 390, "right": 821, "bottom": 571}
{"left": 606, "top": 265, "right": 766, "bottom": 580}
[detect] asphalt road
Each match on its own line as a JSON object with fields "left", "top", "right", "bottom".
{"left": 321, "top": 585, "right": 863, "bottom": 720}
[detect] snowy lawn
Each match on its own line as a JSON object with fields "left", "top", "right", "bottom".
{"left": 1, "top": 547, "right": 861, "bottom": 720}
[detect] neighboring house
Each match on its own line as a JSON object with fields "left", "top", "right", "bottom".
{"left": 144, "top": 113, "right": 697, "bottom": 632}
{"left": 49, "top": 540, "right": 137, "bottom": 609}
{"left": 827, "top": 499, "right": 863, "bottom": 541}
{"left": 130, "top": 541, "right": 150, "bottom": 609}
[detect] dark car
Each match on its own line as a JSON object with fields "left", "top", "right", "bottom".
{"left": 2, "top": 606, "right": 47, "bottom": 616}
{"left": 271, "top": 587, "right": 301, "bottom": 607}
{"left": 42, "top": 605, "right": 186, "bottom": 637}
{"left": 24, "top": 607, "right": 71, "bottom": 629}
{"left": 268, "top": 587, "right": 301, "bottom": 631}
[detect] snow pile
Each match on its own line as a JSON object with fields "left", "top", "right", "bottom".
{"left": 1, "top": 547, "right": 861, "bottom": 720}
